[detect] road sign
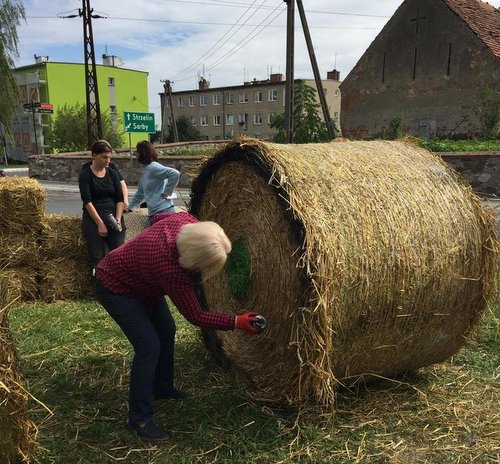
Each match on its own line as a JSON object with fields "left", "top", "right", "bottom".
{"left": 23, "top": 102, "right": 53, "bottom": 114}
{"left": 123, "top": 111, "right": 155, "bottom": 133}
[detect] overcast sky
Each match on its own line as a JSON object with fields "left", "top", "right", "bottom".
{"left": 15, "top": 0, "right": 500, "bottom": 119}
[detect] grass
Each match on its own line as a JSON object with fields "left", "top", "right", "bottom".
{"left": 8, "top": 295, "right": 499, "bottom": 464}
{"left": 417, "top": 138, "right": 500, "bottom": 153}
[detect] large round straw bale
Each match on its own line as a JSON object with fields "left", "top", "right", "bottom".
{"left": 41, "top": 214, "right": 86, "bottom": 260}
{"left": 190, "top": 137, "right": 498, "bottom": 408}
{"left": 0, "top": 307, "right": 35, "bottom": 463}
{"left": 0, "top": 177, "right": 45, "bottom": 233}
{"left": 124, "top": 210, "right": 149, "bottom": 241}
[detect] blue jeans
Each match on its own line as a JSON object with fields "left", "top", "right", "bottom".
{"left": 93, "top": 278, "right": 176, "bottom": 424}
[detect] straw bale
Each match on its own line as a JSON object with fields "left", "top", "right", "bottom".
{"left": 0, "top": 271, "right": 22, "bottom": 309}
{"left": 39, "top": 258, "right": 92, "bottom": 302}
{"left": 0, "top": 269, "right": 38, "bottom": 305}
{"left": 0, "top": 233, "right": 40, "bottom": 268}
{"left": 190, "top": 137, "right": 499, "bottom": 408}
{"left": 0, "top": 177, "right": 45, "bottom": 233}
{"left": 0, "top": 307, "right": 35, "bottom": 463}
{"left": 41, "top": 214, "right": 86, "bottom": 260}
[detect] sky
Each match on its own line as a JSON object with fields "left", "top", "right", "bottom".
{"left": 15, "top": 0, "right": 500, "bottom": 121}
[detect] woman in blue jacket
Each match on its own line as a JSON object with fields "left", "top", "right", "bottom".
{"left": 127, "top": 141, "right": 180, "bottom": 223}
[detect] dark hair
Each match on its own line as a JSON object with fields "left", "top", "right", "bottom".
{"left": 136, "top": 140, "right": 158, "bottom": 164}
{"left": 91, "top": 140, "right": 112, "bottom": 155}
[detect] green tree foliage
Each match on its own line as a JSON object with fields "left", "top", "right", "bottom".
{"left": 476, "top": 87, "right": 500, "bottom": 139}
{"left": 48, "top": 103, "right": 124, "bottom": 152}
{"left": 271, "top": 81, "right": 332, "bottom": 143}
{"left": 167, "top": 114, "right": 202, "bottom": 142}
{"left": 0, "top": 0, "right": 25, "bottom": 130}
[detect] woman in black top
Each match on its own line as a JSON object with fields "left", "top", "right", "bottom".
{"left": 78, "top": 140, "right": 126, "bottom": 269}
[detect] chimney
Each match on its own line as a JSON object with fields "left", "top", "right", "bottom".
{"left": 34, "top": 54, "right": 49, "bottom": 64}
{"left": 198, "top": 77, "right": 210, "bottom": 90}
{"left": 269, "top": 73, "right": 284, "bottom": 83}
{"left": 327, "top": 69, "right": 340, "bottom": 81}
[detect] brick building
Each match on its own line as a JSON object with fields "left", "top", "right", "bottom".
{"left": 340, "top": 0, "right": 500, "bottom": 139}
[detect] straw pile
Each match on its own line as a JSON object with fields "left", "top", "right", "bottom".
{"left": 190, "top": 137, "right": 498, "bottom": 408}
{"left": 0, "top": 305, "right": 36, "bottom": 463}
{"left": 124, "top": 209, "right": 149, "bottom": 241}
{"left": 39, "top": 215, "right": 91, "bottom": 302}
{"left": 0, "top": 178, "right": 45, "bottom": 302}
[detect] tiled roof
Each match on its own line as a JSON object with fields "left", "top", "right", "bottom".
{"left": 442, "top": 0, "right": 500, "bottom": 58}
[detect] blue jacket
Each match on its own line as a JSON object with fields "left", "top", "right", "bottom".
{"left": 128, "top": 162, "right": 180, "bottom": 216}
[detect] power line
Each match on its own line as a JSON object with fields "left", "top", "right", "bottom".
{"left": 172, "top": 0, "right": 275, "bottom": 81}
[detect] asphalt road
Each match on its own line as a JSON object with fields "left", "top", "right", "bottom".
{"left": 43, "top": 183, "right": 191, "bottom": 216}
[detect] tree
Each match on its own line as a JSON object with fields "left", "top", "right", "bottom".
{"left": 48, "top": 103, "right": 124, "bottom": 152}
{"left": 0, "top": 0, "right": 25, "bottom": 131}
{"left": 167, "top": 114, "right": 202, "bottom": 142}
{"left": 271, "top": 81, "right": 333, "bottom": 143}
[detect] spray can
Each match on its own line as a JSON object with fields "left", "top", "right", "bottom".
{"left": 105, "top": 213, "right": 122, "bottom": 232}
{"left": 251, "top": 315, "right": 267, "bottom": 333}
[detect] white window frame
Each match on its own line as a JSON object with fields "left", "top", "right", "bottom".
{"left": 226, "top": 113, "right": 234, "bottom": 125}
{"left": 268, "top": 112, "right": 276, "bottom": 125}
{"left": 200, "top": 95, "right": 208, "bottom": 106}
{"left": 239, "top": 91, "right": 248, "bottom": 103}
{"left": 226, "top": 93, "right": 234, "bottom": 104}
{"left": 190, "top": 115, "right": 196, "bottom": 126}
{"left": 213, "top": 115, "right": 221, "bottom": 126}
{"left": 177, "top": 96, "right": 183, "bottom": 108}
{"left": 268, "top": 89, "right": 278, "bottom": 101}
{"left": 254, "top": 90, "right": 263, "bottom": 102}
{"left": 213, "top": 94, "right": 221, "bottom": 105}
{"left": 200, "top": 115, "right": 208, "bottom": 126}
{"left": 253, "top": 113, "right": 262, "bottom": 125}
{"left": 188, "top": 96, "right": 195, "bottom": 107}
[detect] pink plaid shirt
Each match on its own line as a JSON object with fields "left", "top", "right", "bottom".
{"left": 96, "top": 212, "right": 235, "bottom": 331}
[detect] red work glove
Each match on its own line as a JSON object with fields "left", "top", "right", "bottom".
{"left": 235, "top": 311, "right": 260, "bottom": 335}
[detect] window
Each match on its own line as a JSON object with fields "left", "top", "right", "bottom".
{"left": 200, "top": 115, "right": 208, "bottom": 126}
{"left": 168, "top": 116, "right": 173, "bottom": 125}
{"left": 177, "top": 96, "right": 183, "bottom": 107}
{"left": 268, "top": 89, "right": 277, "bottom": 101}
{"left": 253, "top": 113, "right": 262, "bottom": 125}
{"left": 254, "top": 90, "right": 263, "bottom": 102}
{"left": 239, "top": 91, "right": 248, "bottom": 103}
{"left": 238, "top": 113, "right": 248, "bottom": 127}
{"left": 268, "top": 112, "right": 276, "bottom": 125}
{"left": 226, "top": 93, "right": 234, "bottom": 104}
{"left": 200, "top": 95, "right": 208, "bottom": 106}
{"left": 190, "top": 116, "right": 196, "bottom": 125}
{"left": 213, "top": 115, "right": 221, "bottom": 126}
{"left": 213, "top": 94, "right": 221, "bottom": 105}
{"left": 108, "top": 77, "right": 115, "bottom": 86}
{"left": 189, "top": 96, "right": 195, "bottom": 107}
{"left": 226, "top": 113, "right": 234, "bottom": 125}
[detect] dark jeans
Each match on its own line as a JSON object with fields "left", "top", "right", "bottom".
{"left": 82, "top": 211, "right": 126, "bottom": 269}
{"left": 93, "top": 278, "right": 176, "bottom": 424}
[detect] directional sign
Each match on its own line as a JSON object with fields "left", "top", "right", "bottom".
{"left": 123, "top": 111, "right": 155, "bottom": 133}
{"left": 23, "top": 102, "right": 53, "bottom": 114}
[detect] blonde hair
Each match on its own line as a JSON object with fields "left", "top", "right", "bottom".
{"left": 176, "top": 222, "right": 232, "bottom": 280}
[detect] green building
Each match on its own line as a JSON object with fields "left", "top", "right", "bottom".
{"left": 10, "top": 55, "right": 149, "bottom": 160}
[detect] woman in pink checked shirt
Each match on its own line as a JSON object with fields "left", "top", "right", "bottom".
{"left": 93, "top": 211, "right": 263, "bottom": 442}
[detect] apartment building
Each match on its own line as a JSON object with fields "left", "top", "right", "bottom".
{"left": 161, "top": 71, "right": 341, "bottom": 140}
{"left": 10, "top": 55, "right": 148, "bottom": 159}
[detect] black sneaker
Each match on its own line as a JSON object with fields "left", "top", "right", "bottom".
{"left": 154, "top": 388, "right": 192, "bottom": 400}
{"left": 129, "top": 421, "right": 171, "bottom": 441}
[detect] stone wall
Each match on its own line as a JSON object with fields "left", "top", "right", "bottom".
{"left": 28, "top": 141, "right": 227, "bottom": 189}
{"left": 28, "top": 144, "right": 500, "bottom": 197}
{"left": 441, "top": 152, "right": 499, "bottom": 197}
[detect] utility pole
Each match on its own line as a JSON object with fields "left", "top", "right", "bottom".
{"left": 81, "top": 0, "right": 103, "bottom": 148}
{"left": 161, "top": 80, "right": 178, "bottom": 143}
{"left": 283, "top": 0, "right": 295, "bottom": 143}
{"left": 296, "top": 0, "right": 335, "bottom": 140}
{"left": 63, "top": 1, "right": 104, "bottom": 148}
